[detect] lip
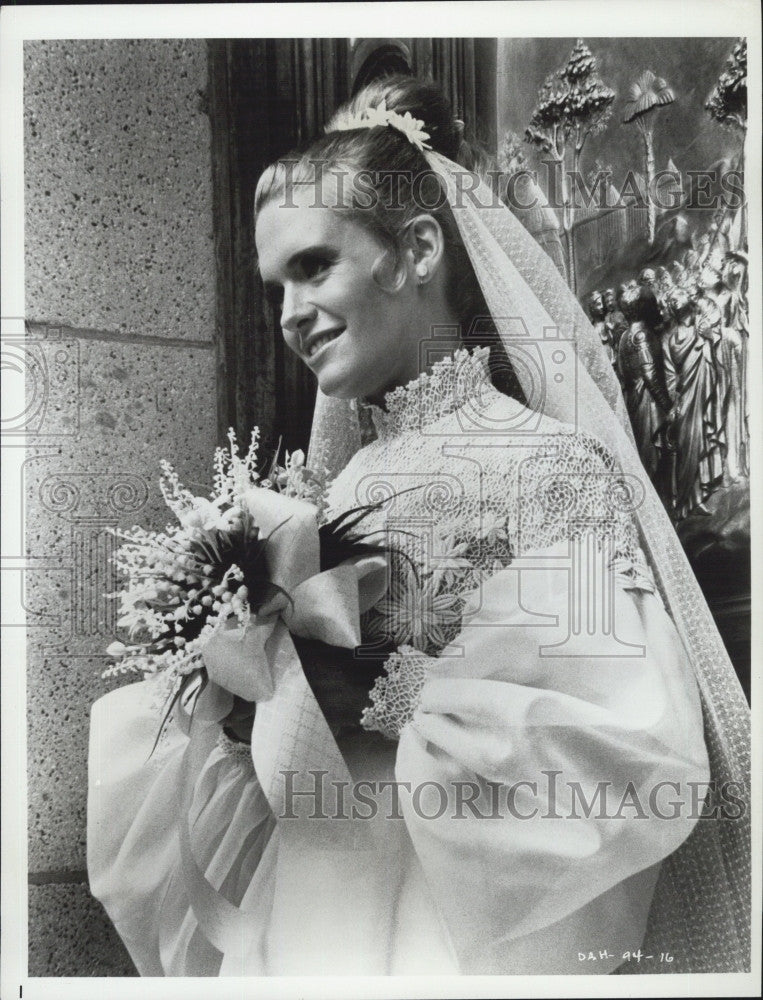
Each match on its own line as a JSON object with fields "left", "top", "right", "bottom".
{"left": 303, "top": 327, "right": 345, "bottom": 362}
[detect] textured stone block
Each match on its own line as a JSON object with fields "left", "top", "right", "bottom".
{"left": 26, "top": 338, "right": 216, "bottom": 871}
{"left": 28, "top": 882, "right": 138, "bottom": 976}
{"left": 24, "top": 40, "right": 214, "bottom": 341}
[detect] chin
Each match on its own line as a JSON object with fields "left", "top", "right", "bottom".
{"left": 315, "top": 370, "right": 359, "bottom": 400}
{"left": 316, "top": 364, "right": 379, "bottom": 401}
{"left": 318, "top": 383, "right": 356, "bottom": 401}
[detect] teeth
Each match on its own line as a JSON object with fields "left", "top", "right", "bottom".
{"left": 307, "top": 330, "right": 341, "bottom": 358}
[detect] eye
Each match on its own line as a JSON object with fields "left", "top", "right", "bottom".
{"left": 299, "top": 253, "right": 334, "bottom": 281}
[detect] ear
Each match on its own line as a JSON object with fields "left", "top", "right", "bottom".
{"left": 400, "top": 214, "right": 445, "bottom": 286}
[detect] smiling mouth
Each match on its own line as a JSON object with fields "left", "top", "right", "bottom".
{"left": 305, "top": 328, "right": 344, "bottom": 360}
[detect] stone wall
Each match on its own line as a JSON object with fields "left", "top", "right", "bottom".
{"left": 22, "top": 38, "right": 216, "bottom": 975}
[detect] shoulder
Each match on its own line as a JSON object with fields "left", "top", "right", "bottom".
{"left": 477, "top": 392, "right": 616, "bottom": 459}
{"left": 438, "top": 391, "right": 622, "bottom": 517}
{"left": 326, "top": 389, "right": 622, "bottom": 525}
{"left": 440, "top": 387, "right": 569, "bottom": 442}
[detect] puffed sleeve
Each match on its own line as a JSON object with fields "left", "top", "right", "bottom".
{"left": 87, "top": 677, "right": 274, "bottom": 975}
{"left": 385, "top": 542, "right": 709, "bottom": 975}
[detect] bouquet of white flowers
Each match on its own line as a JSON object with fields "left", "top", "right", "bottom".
{"left": 105, "top": 428, "right": 390, "bottom": 746}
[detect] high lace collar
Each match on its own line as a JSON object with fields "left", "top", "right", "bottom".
{"left": 362, "top": 346, "right": 496, "bottom": 440}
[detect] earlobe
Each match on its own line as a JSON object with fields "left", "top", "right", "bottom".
{"left": 404, "top": 214, "right": 445, "bottom": 286}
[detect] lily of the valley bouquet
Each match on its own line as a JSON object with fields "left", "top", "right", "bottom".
{"left": 105, "top": 429, "right": 388, "bottom": 744}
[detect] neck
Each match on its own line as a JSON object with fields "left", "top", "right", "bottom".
{"left": 365, "top": 295, "right": 462, "bottom": 409}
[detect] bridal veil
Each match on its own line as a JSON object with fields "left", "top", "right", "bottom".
{"left": 307, "top": 150, "right": 751, "bottom": 974}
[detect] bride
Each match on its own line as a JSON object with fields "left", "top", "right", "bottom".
{"left": 88, "top": 76, "right": 750, "bottom": 977}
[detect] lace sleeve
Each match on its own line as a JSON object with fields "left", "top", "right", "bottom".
{"left": 359, "top": 428, "right": 661, "bottom": 741}
{"left": 360, "top": 645, "right": 433, "bottom": 741}
{"left": 514, "top": 429, "right": 658, "bottom": 596}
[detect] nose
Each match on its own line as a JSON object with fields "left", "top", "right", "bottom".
{"left": 280, "top": 284, "right": 317, "bottom": 340}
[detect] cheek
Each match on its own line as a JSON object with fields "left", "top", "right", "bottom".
{"left": 335, "top": 270, "right": 391, "bottom": 327}
{"left": 356, "top": 293, "right": 408, "bottom": 355}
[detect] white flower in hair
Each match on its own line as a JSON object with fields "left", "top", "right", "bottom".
{"left": 331, "top": 99, "right": 432, "bottom": 152}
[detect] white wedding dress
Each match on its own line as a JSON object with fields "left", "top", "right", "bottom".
{"left": 88, "top": 348, "right": 709, "bottom": 976}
